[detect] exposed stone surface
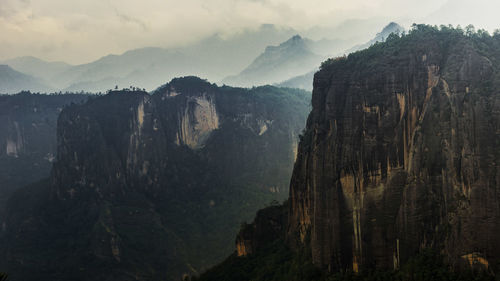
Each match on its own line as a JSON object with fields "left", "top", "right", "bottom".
{"left": 236, "top": 204, "right": 288, "bottom": 257}
{"left": 0, "top": 92, "right": 88, "bottom": 218}
{"left": 0, "top": 77, "right": 309, "bottom": 281}
{"left": 288, "top": 30, "right": 500, "bottom": 273}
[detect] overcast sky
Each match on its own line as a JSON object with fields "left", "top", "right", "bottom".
{"left": 2, "top": 0, "right": 500, "bottom": 64}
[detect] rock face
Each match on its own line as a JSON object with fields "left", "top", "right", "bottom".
{"left": 175, "top": 94, "right": 220, "bottom": 149}
{"left": 1, "top": 77, "right": 309, "bottom": 281}
{"left": 236, "top": 203, "right": 288, "bottom": 257}
{"left": 0, "top": 92, "right": 88, "bottom": 216}
{"left": 288, "top": 27, "right": 500, "bottom": 273}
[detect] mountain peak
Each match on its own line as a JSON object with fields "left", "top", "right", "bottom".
{"left": 153, "top": 76, "right": 216, "bottom": 96}
{"left": 378, "top": 22, "right": 404, "bottom": 38}
{"left": 281, "top": 35, "right": 305, "bottom": 46}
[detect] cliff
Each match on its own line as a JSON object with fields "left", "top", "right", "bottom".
{"left": 0, "top": 92, "right": 88, "bottom": 217}
{"left": 0, "top": 77, "right": 310, "bottom": 281}
{"left": 196, "top": 25, "right": 500, "bottom": 281}
{"left": 288, "top": 25, "right": 500, "bottom": 273}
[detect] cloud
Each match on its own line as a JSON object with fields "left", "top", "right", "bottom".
{"left": 1, "top": 0, "right": 499, "bottom": 64}
{"left": 115, "top": 12, "right": 150, "bottom": 31}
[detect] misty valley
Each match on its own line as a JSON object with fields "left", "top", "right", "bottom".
{"left": 0, "top": 4, "right": 500, "bottom": 281}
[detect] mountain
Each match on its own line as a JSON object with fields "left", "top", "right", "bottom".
{"left": 53, "top": 47, "right": 193, "bottom": 91}
{"left": 196, "top": 25, "right": 500, "bottom": 280}
{"left": 277, "top": 22, "right": 405, "bottom": 91}
{"left": 345, "top": 22, "right": 404, "bottom": 53}
{"left": 4, "top": 24, "right": 297, "bottom": 93}
{"left": 0, "top": 65, "right": 53, "bottom": 94}
{"left": 2, "top": 56, "right": 72, "bottom": 86}
{"left": 0, "top": 77, "right": 310, "bottom": 281}
{"left": 277, "top": 70, "right": 315, "bottom": 91}
{"left": 222, "top": 35, "right": 323, "bottom": 87}
{"left": 0, "top": 92, "right": 88, "bottom": 220}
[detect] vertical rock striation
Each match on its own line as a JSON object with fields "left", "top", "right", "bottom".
{"left": 1, "top": 77, "right": 310, "bottom": 281}
{"left": 288, "top": 28, "right": 500, "bottom": 273}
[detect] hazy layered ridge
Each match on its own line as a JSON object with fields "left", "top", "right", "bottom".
{"left": 222, "top": 35, "right": 323, "bottom": 87}
{"left": 1, "top": 22, "right": 403, "bottom": 94}
{"left": 278, "top": 22, "right": 405, "bottom": 91}
{"left": 0, "top": 65, "right": 53, "bottom": 94}
{"left": 1, "top": 25, "right": 300, "bottom": 93}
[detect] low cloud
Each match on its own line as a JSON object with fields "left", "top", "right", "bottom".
{"left": 115, "top": 12, "right": 150, "bottom": 31}
{"left": 1, "top": 0, "right": 500, "bottom": 64}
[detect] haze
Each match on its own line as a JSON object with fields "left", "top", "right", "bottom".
{"left": 2, "top": 0, "right": 500, "bottom": 64}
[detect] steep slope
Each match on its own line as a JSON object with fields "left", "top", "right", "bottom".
{"left": 196, "top": 25, "right": 500, "bottom": 280}
{"left": 288, "top": 25, "right": 500, "bottom": 273}
{"left": 0, "top": 65, "right": 53, "bottom": 94}
{"left": 0, "top": 92, "right": 89, "bottom": 215}
{"left": 0, "top": 77, "right": 310, "bottom": 281}
{"left": 222, "top": 35, "right": 323, "bottom": 87}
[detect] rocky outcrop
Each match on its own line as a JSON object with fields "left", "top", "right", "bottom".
{"left": 175, "top": 94, "right": 219, "bottom": 149}
{"left": 236, "top": 203, "right": 288, "bottom": 257}
{"left": 288, "top": 27, "right": 500, "bottom": 273}
{"left": 1, "top": 77, "right": 310, "bottom": 281}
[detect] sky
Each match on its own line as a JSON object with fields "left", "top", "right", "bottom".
{"left": 1, "top": 0, "right": 500, "bottom": 64}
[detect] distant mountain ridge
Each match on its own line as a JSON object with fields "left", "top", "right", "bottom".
{"left": 0, "top": 65, "right": 53, "bottom": 94}
{"left": 1, "top": 24, "right": 299, "bottom": 93}
{"left": 345, "top": 22, "right": 404, "bottom": 53}
{"left": 2, "top": 56, "right": 72, "bottom": 86}
{"left": 278, "top": 22, "right": 405, "bottom": 91}
{"left": 222, "top": 35, "right": 324, "bottom": 87}
{"left": 0, "top": 22, "right": 405, "bottom": 93}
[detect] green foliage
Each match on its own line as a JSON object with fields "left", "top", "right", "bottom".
{"left": 194, "top": 241, "right": 321, "bottom": 281}
{"left": 319, "top": 23, "right": 500, "bottom": 76}
{"left": 0, "top": 78, "right": 311, "bottom": 281}
{"left": 196, "top": 246, "right": 497, "bottom": 281}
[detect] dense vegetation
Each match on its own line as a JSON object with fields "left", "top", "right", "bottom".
{"left": 196, "top": 242, "right": 498, "bottom": 281}
{"left": 196, "top": 24, "right": 500, "bottom": 281}
{"left": 322, "top": 24, "right": 500, "bottom": 76}
{"left": 0, "top": 92, "right": 88, "bottom": 219}
{"left": 0, "top": 78, "right": 310, "bottom": 281}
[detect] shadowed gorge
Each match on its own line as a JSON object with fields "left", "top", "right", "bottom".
{"left": 0, "top": 77, "right": 310, "bottom": 281}
{"left": 0, "top": 93, "right": 89, "bottom": 218}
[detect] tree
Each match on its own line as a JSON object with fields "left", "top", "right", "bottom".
{"left": 465, "top": 24, "right": 475, "bottom": 36}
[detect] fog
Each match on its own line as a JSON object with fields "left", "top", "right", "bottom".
{"left": 2, "top": 0, "right": 499, "bottom": 64}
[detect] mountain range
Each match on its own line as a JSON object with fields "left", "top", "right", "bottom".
{"left": 222, "top": 35, "right": 323, "bottom": 87}
{"left": 278, "top": 22, "right": 405, "bottom": 91}
{"left": 0, "top": 22, "right": 403, "bottom": 94}
{"left": 0, "top": 65, "right": 53, "bottom": 94}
